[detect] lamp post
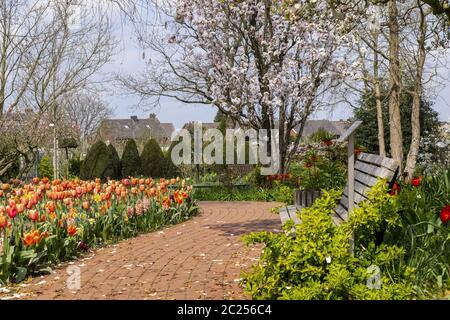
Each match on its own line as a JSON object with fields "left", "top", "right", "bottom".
{"left": 49, "top": 123, "right": 58, "bottom": 180}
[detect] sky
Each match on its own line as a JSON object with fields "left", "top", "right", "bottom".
{"left": 99, "top": 7, "right": 450, "bottom": 129}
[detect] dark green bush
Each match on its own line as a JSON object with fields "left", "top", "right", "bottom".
{"left": 68, "top": 154, "right": 82, "bottom": 177}
{"left": 193, "top": 183, "right": 294, "bottom": 204}
{"left": 141, "top": 139, "right": 165, "bottom": 178}
{"left": 121, "top": 139, "right": 141, "bottom": 178}
{"left": 80, "top": 141, "right": 115, "bottom": 181}
{"left": 108, "top": 144, "right": 121, "bottom": 179}
{"left": 164, "top": 140, "right": 180, "bottom": 178}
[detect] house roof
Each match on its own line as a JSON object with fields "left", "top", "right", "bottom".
{"left": 294, "top": 120, "right": 350, "bottom": 138}
{"left": 181, "top": 122, "right": 221, "bottom": 131}
{"left": 98, "top": 115, "right": 174, "bottom": 143}
{"left": 160, "top": 123, "right": 176, "bottom": 138}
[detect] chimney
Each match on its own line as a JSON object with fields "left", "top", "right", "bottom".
{"left": 131, "top": 115, "right": 138, "bottom": 122}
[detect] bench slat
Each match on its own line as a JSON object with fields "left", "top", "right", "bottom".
{"left": 355, "top": 170, "right": 380, "bottom": 187}
{"left": 358, "top": 153, "right": 398, "bottom": 172}
{"left": 279, "top": 208, "right": 290, "bottom": 226}
{"left": 286, "top": 206, "right": 301, "bottom": 225}
{"left": 332, "top": 213, "right": 344, "bottom": 226}
{"left": 344, "top": 180, "right": 371, "bottom": 198}
{"left": 340, "top": 192, "right": 367, "bottom": 210}
{"left": 334, "top": 204, "right": 348, "bottom": 221}
{"left": 355, "top": 161, "right": 396, "bottom": 179}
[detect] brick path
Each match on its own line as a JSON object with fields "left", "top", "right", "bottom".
{"left": 14, "top": 201, "right": 281, "bottom": 300}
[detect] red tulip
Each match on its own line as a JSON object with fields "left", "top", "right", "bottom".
{"left": 440, "top": 205, "right": 450, "bottom": 225}
{"left": 411, "top": 176, "right": 422, "bottom": 187}
{"left": 389, "top": 182, "right": 401, "bottom": 196}
{"left": 323, "top": 139, "right": 333, "bottom": 147}
{"left": 6, "top": 206, "right": 17, "bottom": 218}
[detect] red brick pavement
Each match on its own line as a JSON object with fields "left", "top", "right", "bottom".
{"left": 12, "top": 201, "right": 281, "bottom": 300}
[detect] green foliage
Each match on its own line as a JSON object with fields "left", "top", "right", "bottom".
{"left": 120, "top": 139, "right": 141, "bottom": 178}
{"left": 38, "top": 156, "right": 54, "bottom": 179}
{"left": 290, "top": 151, "right": 347, "bottom": 191}
{"left": 68, "top": 154, "right": 82, "bottom": 178}
{"left": 354, "top": 87, "right": 441, "bottom": 156}
{"left": 164, "top": 140, "right": 180, "bottom": 179}
{"left": 193, "top": 182, "right": 294, "bottom": 204}
{"left": 141, "top": 139, "right": 165, "bottom": 178}
{"left": 387, "top": 170, "right": 450, "bottom": 298}
{"left": 80, "top": 141, "right": 115, "bottom": 181}
{"left": 245, "top": 166, "right": 269, "bottom": 187}
{"left": 242, "top": 183, "right": 418, "bottom": 300}
{"left": 309, "top": 128, "right": 336, "bottom": 143}
{"left": 108, "top": 144, "right": 121, "bottom": 179}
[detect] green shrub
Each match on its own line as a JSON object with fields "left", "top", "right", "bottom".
{"left": 68, "top": 154, "right": 82, "bottom": 178}
{"left": 290, "top": 150, "right": 347, "bottom": 191}
{"left": 141, "top": 139, "right": 165, "bottom": 178}
{"left": 108, "top": 144, "right": 121, "bottom": 179}
{"left": 193, "top": 183, "right": 294, "bottom": 204}
{"left": 120, "top": 139, "right": 141, "bottom": 178}
{"left": 38, "top": 156, "right": 54, "bottom": 179}
{"left": 242, "top": 183, "right": 417, "bottom": 300}
{"left": 80, "top": 141, "right": 115, "bottom": 181}
{"left": 164, "top": 141, "right": 180, "bottom": 178}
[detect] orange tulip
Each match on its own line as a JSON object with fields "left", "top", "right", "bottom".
{"left": 23, "top": 230, "right": 41, "bottom": 247}
{"left": 23, "top": 233, "right": 34, "bottom": 247}
{"left": 67, "top": 225, "right": 77, "bottom": 236}
{"left": 46, "top": 201, "right": 56, "bottom": 213}
{"left": 82, "top": 201, "right": 90, "bottom": 211}
{"left": 0, "top": 214, "right": 7, "bottom": 229}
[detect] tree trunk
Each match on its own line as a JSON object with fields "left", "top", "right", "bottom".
{"left": 388, "top": 0, "right": 404, "bottom": 172}
{"left": 373, "top": 35, "right": 386, "bottom": 157}
{"left": 405, "top": 3, "right": 427, "bottom": 180}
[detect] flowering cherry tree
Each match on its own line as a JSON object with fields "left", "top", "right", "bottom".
{"left": 119, "top": 0, "right": 357, "bottom": 172}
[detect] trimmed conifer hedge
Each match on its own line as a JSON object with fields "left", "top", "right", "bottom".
{"left": 80, "top": 141, "right": 115, "bottom": 181}
{"left": 141, "top": 139, "right": 165, "bottom": 178}
{"left": 121, "top": 139, "right": 141, "bottom": 178}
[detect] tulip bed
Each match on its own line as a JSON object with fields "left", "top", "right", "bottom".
{"left": 0, "top": 177, "right": 198, "bottom": 284}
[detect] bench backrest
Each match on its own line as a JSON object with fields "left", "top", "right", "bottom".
{"left": 332, "top": 152, "right": 398, "bottom": 225}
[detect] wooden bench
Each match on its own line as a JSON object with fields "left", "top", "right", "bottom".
{"left": 279, "top": 152, "right": 399, "bottom": 228}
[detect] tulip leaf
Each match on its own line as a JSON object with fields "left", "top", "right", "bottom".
{"left": 15, "top": 267, "right": 27, "bottom": 283}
